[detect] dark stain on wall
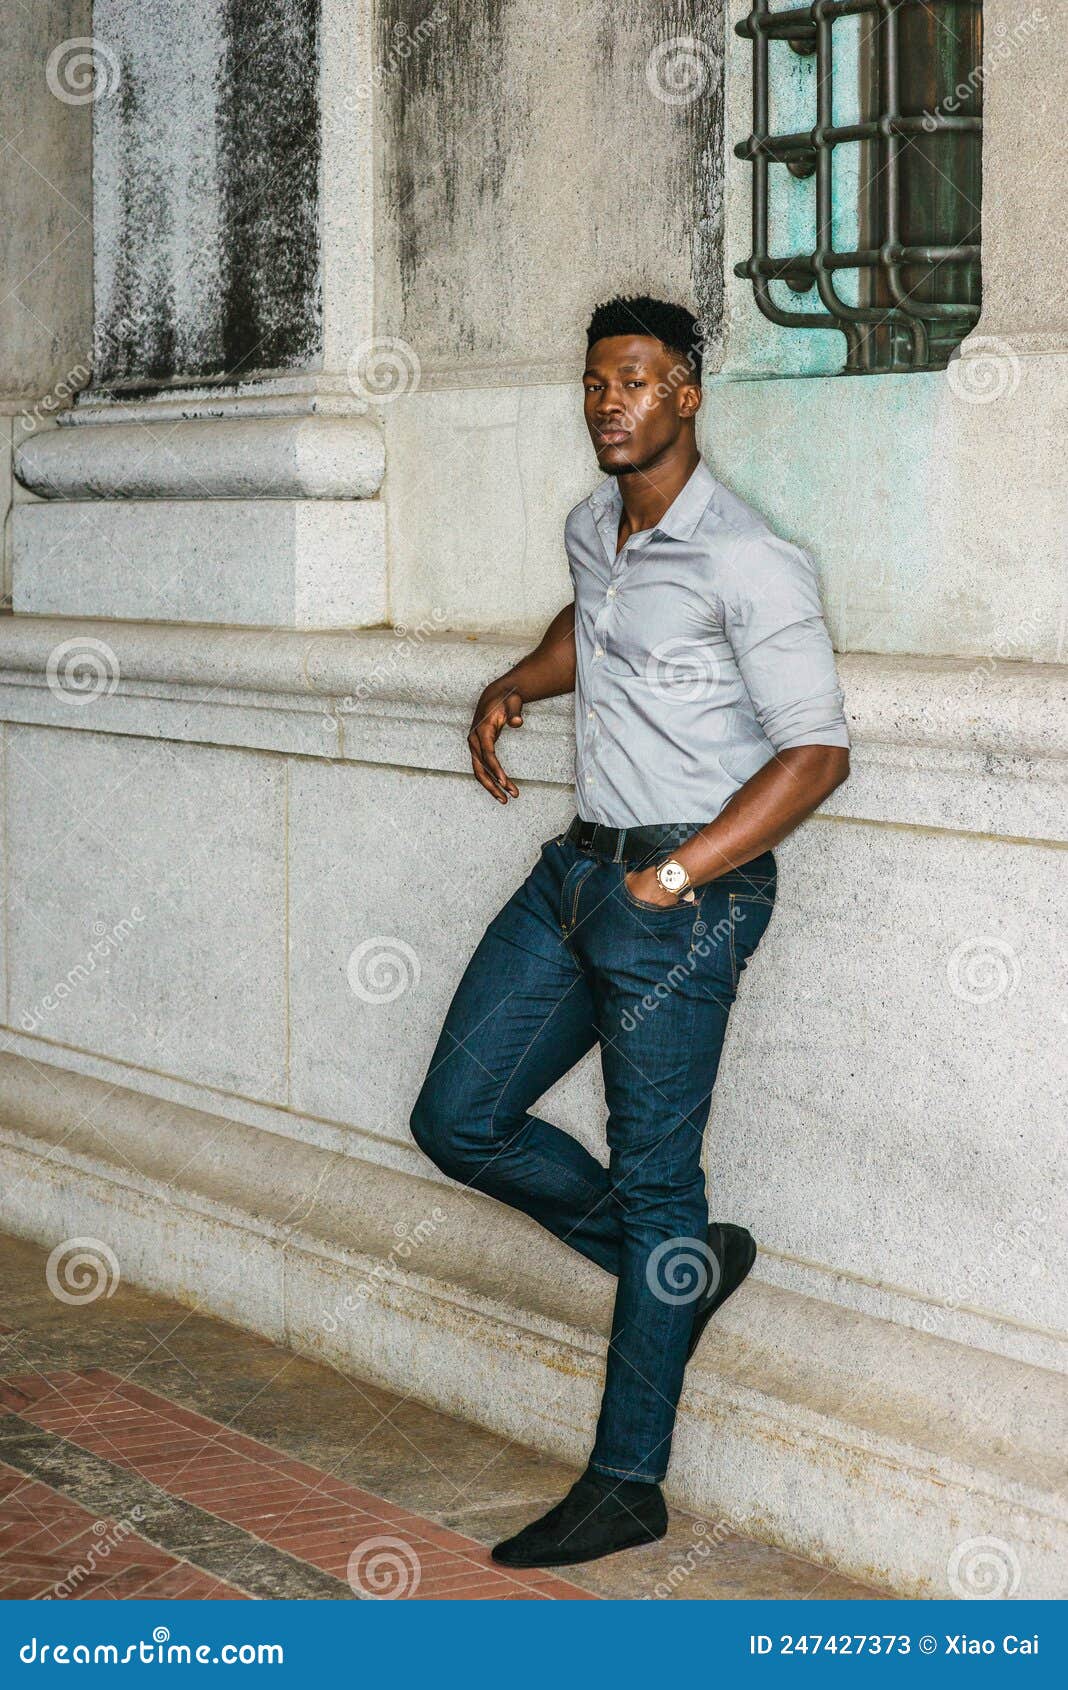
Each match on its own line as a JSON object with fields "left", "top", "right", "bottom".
{"left": 379, "top": 1, "right": 725, "bottom": 363}
{"left": 601, "top": 0, "right": 724, "bottom": 351}
{"left": 97, "top": 0, "right": 323, "bottom": 386}
{"left": 216, "top": 0, "right": 323, "bottom": 379}
{"left": 96, "top": 74, "right": 177, "bottom": 384}
{"left": 381, "top": 0, "right": 514, "bottom": 344}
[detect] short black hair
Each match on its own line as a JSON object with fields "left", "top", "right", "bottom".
{"left": 586, "top": 295, "right": 703, "bottom": 383}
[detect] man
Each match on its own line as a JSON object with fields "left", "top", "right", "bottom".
{"left": 410, "top": 295, "right": 849, "bottom": 1567}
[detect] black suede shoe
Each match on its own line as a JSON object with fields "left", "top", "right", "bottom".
{"left": 687, "top": 1221, "right": 757, "bottom": 1360}
{"left": 491, "top": 1468, "right": 668, "bottom": 1568}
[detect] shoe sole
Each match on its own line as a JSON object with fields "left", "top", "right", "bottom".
{"left": 491, "top": 1520, "right": 668, "bottom": 1569}
{"left": 687, "top": 1222, "right": 756, "bottom": 1360}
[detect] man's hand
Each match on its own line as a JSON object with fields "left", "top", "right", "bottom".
{"left": 624, "top": 867, "right": 683, "bottom": 908}
{"left": 466, "top": 603, "right": 577, "bottom": 804}
{"left": 468, "top": 685, "right": 524, "bottom": 803}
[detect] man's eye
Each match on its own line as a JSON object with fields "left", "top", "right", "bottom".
{"left": 627, "top": 381, "right": 646, "bottom": 389}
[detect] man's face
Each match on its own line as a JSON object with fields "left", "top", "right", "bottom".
{"left": 582, "top": 334, "right": 701, "bottom": 476}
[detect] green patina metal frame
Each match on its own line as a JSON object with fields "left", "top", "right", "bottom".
{"left": 734, "top": 0, "right": 983, "bottom": 372}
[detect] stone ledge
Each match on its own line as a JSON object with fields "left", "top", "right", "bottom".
{"left": 0, "top": 619, "right": 1062, "bottom": 754}
{"left": 0, "top": 1049, "right": 1063, "bottom": 1598}
{"left": 2, "top": 1025, "right": 1060, "bottom": 1377}
{"left": 15, "top": 414, "right": 384, "bottom": 501}
{"left": 0, "top": 621, "right": 1064, "bottom": 842}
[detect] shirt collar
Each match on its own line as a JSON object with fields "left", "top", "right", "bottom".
{"left": 586, "top": 459, "right": 718, "bottom": 542}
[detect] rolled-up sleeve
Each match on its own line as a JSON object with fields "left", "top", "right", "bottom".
{"left": 721, "top": 533, "right": 850, "bottom": 752}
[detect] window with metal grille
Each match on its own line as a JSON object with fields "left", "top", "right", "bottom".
{"left": 734, "top": 0, "right": 983, "bottom": 373}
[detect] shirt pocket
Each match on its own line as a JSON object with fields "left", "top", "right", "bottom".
{"left": 600, "top": 576, "right": 734, "bottom": 694}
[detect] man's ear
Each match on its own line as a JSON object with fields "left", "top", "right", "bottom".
{"left": 678, "top": 384, "right": 702, "bottom": 419}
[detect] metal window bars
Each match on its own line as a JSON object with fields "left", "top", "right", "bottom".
{"left": 734, "top": 0, "right": 983, "bottom": 372}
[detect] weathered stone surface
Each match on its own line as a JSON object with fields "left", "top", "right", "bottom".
{"left": 13, "top": 499, "right": 386, "bottom": 627}
{"left": 375, "top": 0, "right": 725, "bottom": 378}
{"left": 0, "top": 0, "right": 92, "bottom": 401}
{"left": 93, "top": 0, "right": 322, "bottom": 385}
{"left": 5, "top": 726, "right": 288, "bottom": 1099}
{"left": 0, "top": 1053, "right": 1064, "bottom": 1597}
{"left": 16, "top": 414, "right": 384, "bottom": 500}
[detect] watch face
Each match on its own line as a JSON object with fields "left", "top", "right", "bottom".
{"left": 658, "top": 860, "right": 688, "bottom": 892}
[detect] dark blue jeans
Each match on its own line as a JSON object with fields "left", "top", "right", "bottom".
{"left": 410, "top": 829, "right": 776, "bottom": 1483}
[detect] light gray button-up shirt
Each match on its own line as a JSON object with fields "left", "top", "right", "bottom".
{"left": 566, "top": 459, "right": 849, "bottom": 828}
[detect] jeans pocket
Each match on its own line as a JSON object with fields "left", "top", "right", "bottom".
{"left": 726, "top": 893, "right": 775, "bottom": 987}
{"left": 620, "top": 876, "right": 703, "bottom": 918}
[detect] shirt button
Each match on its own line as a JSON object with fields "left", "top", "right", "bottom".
{"left": 587, "top": 708, "right": 594, "bottom": 718}
{"left": 594, "top": 645, "right": 603, "bottom": 658}
{"left": 607, "top": 586, "right": 616, "bottom": 598}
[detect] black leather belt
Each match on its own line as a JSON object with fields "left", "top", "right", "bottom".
{"left": 565, "top": 816, "right": 705, "bottom": 867}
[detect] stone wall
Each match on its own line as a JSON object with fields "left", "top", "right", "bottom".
{"left": 0, "top": 0, "right": 1065, "bottom": 1599}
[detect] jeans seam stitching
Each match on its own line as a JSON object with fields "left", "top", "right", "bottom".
{"left": 486, "top": 974, "right": 588, "bottom": 1144}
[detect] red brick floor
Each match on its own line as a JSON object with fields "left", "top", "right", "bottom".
{"left": 0, "top": 1369, "right": 595, "bottom": 1601}
{"left": 0, "top": 1463, "right": 245, "bottom": 1600}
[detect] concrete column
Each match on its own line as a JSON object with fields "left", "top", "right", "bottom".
{"left": 1, "top": 0, "right": 93, "bottom": 609}
{"left": 959, "top": 0, "right": 1064, "bottom": 357}
{"left": 13, "top": 0, "right": 387, "bottom": 630}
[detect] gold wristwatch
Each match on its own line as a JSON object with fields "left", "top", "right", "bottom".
{"left": 655, "top": 858, "right": 694, "bottom": 902}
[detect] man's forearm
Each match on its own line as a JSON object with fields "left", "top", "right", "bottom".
{"left": 487, "top": 602, "right": 576, "bottom": 704}
{"left": 674, "top": 745, "right": 849, "bottom": 887}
